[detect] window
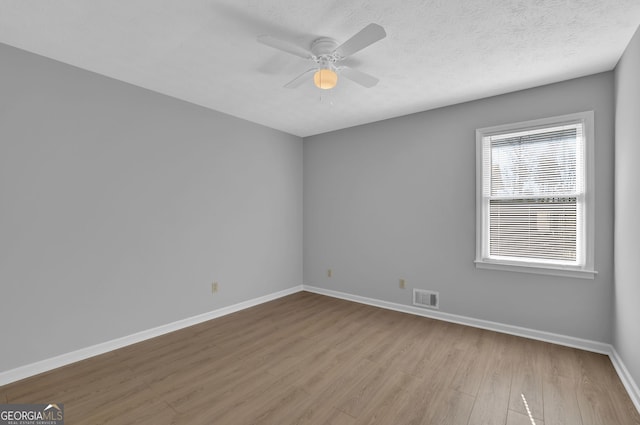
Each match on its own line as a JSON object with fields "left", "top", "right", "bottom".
{"left": 475, "top": 112, "right": 596, "bottom": 279}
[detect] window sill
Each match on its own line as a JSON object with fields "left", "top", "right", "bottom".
{"left": 474, "top": 259, "right": 597, "bottom": 279}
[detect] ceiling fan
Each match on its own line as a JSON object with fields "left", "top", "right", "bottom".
{"left": 257, "top": 23, "right": 386, "bottom": 90}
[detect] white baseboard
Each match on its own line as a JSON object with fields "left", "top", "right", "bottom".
{"left": 303, "top": 285, "right": 640, "bottom": 415}
{"left": 609, "top": 346, "right": 640, "bottom": 414}
{"left": 303, "top": 285, "right": 610, "bottom": 353}
{"left": 0, "top": 285, "right": 303, "bottom": 387}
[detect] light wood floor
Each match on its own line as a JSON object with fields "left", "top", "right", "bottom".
{"left": 2, "top": 292, "right": 639, "bottom": 425}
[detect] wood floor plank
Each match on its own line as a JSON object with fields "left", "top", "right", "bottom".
{"left": 328, "top": 308, "right": 390, "bottom": 354}
{"left": 80, "top": 394, "right": 173, "bottom": 425}
{"left": 147, "top": 356, "right": 263, "bottom": 407}
{"left": 266, "top": 339, "right": 330, "bottom": 378}
{"left": 380, "top": 319, "right": 439, "bottom": 376}
{"left": 448, "top": 328, "right": 491, "bottom": 397}
{"left": 507, "top": 409, "right": 544, "bottom": 425}
{"left": 288, "top": 406, "right": 356, "bottom": 425}
{"left": 167, "top": 358, "right": 296, "bottom": 413}
{"left": 541, "top": 343, "right": 581, "bottom": 379}
{"left": 415, "top": 326, "right": 467, "bottom": 386}
{"left": 423, "top": 388, "right": 475, "bottom": 425}
{"left": 358, "top": 372, "right": 434, "bottom": 425}
{"left": 64, "top": 376, "right": 154, "bottom": 424}
{"left": 335, "top": 363, "right": 397, "bottom": 418}
{"left": 167, "top": 371, "right": 288, "bottom": 424}
{"left": 574, "top": 349, "right": 640, "bottom": 424}
{"left": 387, "top": 318, "right": 438, "bottom": 378}
{"left": 543, "top": 374, "right": 583, "bottom": 425}
{"left": 509, "top": 338, "right": 544, "bottom": 421}
{"left": 347, "top": 370, "right": 416, "bottom": 425}
{"left": 576, "top": 378, "right": 624, "bottom": 425}
{"left": 293, "top": 348, "right": 370, "bottom": 396}
{"left": 0, "top": 292, "right": 637, "bottom": 425}
{"left": 234, "top": 384, "right": 310, "bottom": 425}
{"left": 467, "top": 332, "right": 515, "bottom": 425}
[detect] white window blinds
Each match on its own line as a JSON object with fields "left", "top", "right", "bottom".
{"left": 482, "top": 122, "right": 585, "bottom": 264}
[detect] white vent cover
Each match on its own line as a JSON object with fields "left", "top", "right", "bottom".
{"left": 413, "top": 289, "right": 439, "bottom": 309}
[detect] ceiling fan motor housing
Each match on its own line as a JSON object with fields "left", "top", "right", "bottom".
{"left": 311, "top": 37, "right": 341, "bottom": 68}
{"left": 311, "top": 37, "right": 338, "bottom": 56}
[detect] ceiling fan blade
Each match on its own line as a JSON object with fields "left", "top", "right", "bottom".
{"left": 339, "top": 66, "right": 379, "bottom": 88}
{"left": 257, "top": 35, "right": 313, "bottom": 59}
{"left": 284, "top": 68, "right": 317, "bottom": 88}
{"left": 333, "top": 23, "right": 386, "bottom": 58}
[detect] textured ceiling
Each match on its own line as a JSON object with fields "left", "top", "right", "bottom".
{"left": 1, "top": 0, "right": 639, "bottom": 137}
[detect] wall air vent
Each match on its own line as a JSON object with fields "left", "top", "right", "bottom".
{"left": 413, "top": 289, "right": 439, "bottom": 309}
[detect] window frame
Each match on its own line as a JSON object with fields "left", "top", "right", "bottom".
{"left": 475, "top": 111, "right": 597, "bottom": 279}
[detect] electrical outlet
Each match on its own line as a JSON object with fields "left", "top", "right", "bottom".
{"left": 399, "top": 279, "right": 406, "bottom": 289}
{"left": 212, "top": 282, "right": 218, "bottom": 294}
{"left": 327, "top": 269, "right": 332, "bottom": 278}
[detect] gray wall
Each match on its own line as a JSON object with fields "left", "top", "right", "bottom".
{"left": 614, "top": 27, "right": 640, "bottom": 388}
{"left": 0, "top": 43, "right": 303, "bottom": 372}
{"left": 304, "top": 72, "right": 615, "bottom": 342}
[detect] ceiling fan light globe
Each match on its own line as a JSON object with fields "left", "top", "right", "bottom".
{"left": 313, "top": 69, "right": 338, "bottom": 90}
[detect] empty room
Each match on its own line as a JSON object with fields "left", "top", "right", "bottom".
{"left": 1, "top": 1, "right": 640, "bottom": 424}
